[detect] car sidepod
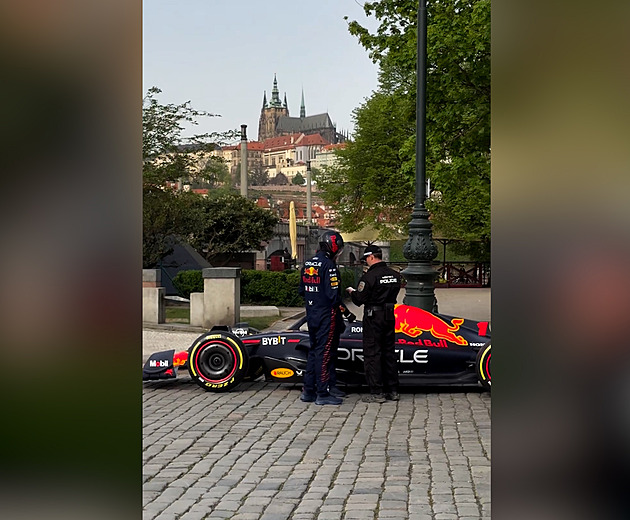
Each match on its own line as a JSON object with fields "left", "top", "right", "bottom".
{"left": 241, "top": 332, "right": 309, "bottom": 384}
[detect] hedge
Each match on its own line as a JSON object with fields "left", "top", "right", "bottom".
{"left": 172, "top": 267, "right": 358, "bottom": 306}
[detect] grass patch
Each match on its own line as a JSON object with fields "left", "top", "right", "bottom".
{"left": 242, "top": 315, "right": 284, "bottom": 331}
{"left": 165, "top": 307, "right": 190, "bottom": 323}
{"left": 165, "top": 308, "right": 286, "bottom": 330}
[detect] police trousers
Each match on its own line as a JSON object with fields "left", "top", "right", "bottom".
{"left": 362, "top": 311, "right": 398, "bottom": 394}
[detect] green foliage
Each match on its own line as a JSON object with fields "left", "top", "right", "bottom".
{"left": 292, "top": 172, "right": 305, "bottom": 185}
{"left": 171, "top": 267, "right": 356, "bottom": 308}
{"left": 328, "top": 0, "right": 490, "bottom": 256}
{"left": 184, "top": 190, "right": 279, "bottom": 260}
{"left": 172, "top": 269, "right": 204, "bottom": 299}
{"left": 317, "top": 92, "right": 415, "bottom": 237}
{"left": 241, "top": 270, "right": 303, "bottom": 307}
{"left": 336, "top": 267, "right": 357, "bottom": 293}
{"left": 142, "top": 88, "right": 267, "bottom": 268}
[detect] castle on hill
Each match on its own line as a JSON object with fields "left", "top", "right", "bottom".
{"left": 257, "top": 74, "right": 346, "bottom": 145}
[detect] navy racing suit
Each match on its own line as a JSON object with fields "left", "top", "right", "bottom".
{"left": 298, "top": 250, "right": 344, "bottom": 398}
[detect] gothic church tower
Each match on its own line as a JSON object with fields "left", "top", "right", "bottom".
{"left": 257, "top": 74, "right": 289, "bottom": 141}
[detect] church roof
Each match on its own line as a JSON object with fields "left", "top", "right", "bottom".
{"left": 276, "top": 113, "right": 334, "bottom": 134}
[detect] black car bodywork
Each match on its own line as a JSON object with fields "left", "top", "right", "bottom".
{"left": 143, "top": 304, "right": 491, "bottom": 392}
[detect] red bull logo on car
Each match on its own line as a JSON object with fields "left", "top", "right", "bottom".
{"left": 394, "top": 304, "right": 468, "bottom": 346}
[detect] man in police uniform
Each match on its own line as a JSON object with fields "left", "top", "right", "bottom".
{"left": 347, "top": 244, "right": 402, "bottom": 403}
{"left": 298, "top": 231, "right": 346, "bottom": 406}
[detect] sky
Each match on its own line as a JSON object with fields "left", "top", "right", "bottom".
{"left": 143, "top": 0, "right": 380, "bottom": 143}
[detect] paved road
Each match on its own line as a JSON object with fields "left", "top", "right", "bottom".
{"left": 143, "top": 289, "right": 491, "bottom": 519}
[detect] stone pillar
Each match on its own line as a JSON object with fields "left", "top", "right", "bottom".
{"left": 189, "top": 292, "right": 204, "bottom": 327}
{"left": 142, "top": 269, "right": 165, "bottom": 323}
{"left": 202, "top": 268, "right": 241, "bottom": 328}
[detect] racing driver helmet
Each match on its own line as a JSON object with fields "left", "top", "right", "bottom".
{"left": 319, "top": 230, "right": 344, "bottom": 260}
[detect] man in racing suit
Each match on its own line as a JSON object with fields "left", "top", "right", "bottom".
{"left": 347, "top": 244, "right": 402, "bottom": 403}
{"left": 298, "top": 231, "right": 345, "bottom": 406}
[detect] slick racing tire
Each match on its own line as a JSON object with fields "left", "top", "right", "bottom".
{"left": 187, "top": 331, "right": 249, "bottom": 392}
{"left": 476, "top": 342, "right": 491, "bottom": 391}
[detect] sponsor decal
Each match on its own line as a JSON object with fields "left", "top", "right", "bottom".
{"left": 271, "top": 368, "right": 295, "bottom": 378}
{"left": 262, "top": 336, "right": 287, "bottom": 346}
{"left": 398, "top": 338, "right": 449, "bottom": 348}
{"left": 204, "top": 378, "right": 235, "bottom": 389}
{"left": 330, "top": 276, "right": 338, "bottom": 282}
{"left": 302, "top": 276, "right": 321, "bottom": 284}
{"left": 232, "top": 328, "right": 248, "bottom": 337}
{"left": 305, "top": 285, "right": 319, "bottom": 292}
{"left": 305, "top": 260, "right": 322, "bottom": 267}
{"left": 149, "top": 359, "right": 170, "bottom": 368}
{"left": 351, "top": 326, "right": 363, "bottom": 334}
{"left": 173, "top": 352, "right": 188, "bottom": 366}
{"left": 394, "top": 304, "right": 468, "bottom": 346}
{"left": 477, "top": 321, "right": 489, "bottom": 337}
{"left": 338, "top": 347, "right": 428, "bottom": 364}
{"left": 330, "top": 234, "right": 339, "bottom": 253}
{"left": 304, "top": 266, "right": 319, "bottom": 276}
{"left": 470, "top": 342, "right": 485, "bottom": 347}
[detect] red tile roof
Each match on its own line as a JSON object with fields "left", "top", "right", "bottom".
{"left": 262, "top": 134, "right": 302, "bottom": 151}
{"left": 295, "top": 133, "right": 330, "bottom": 146}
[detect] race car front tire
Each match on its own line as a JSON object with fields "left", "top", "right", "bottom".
{"left": 476, "top": 342, "right": 491, "bottom": 391}
{"left": 187, "top": 331, "right": 249, "bottom": 392}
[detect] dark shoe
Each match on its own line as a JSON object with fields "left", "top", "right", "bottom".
{"left": 315, "top": 395, "right": 343, "bottom": 406}
{"left": 300, "top": 392, "right": 316, "bottom": 402}
{"left": 329, "top": 386, "right": 346, "bottom": 398}
{"left": 362, "top": 393, "right": 386, "bottom": 403}
{"left": 385, "top": 391, "right": 400, "bottom": 401}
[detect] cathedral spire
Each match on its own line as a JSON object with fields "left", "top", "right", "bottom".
{"left": 270, "top": 73, "right": 282, "bottom": 107}
{"left": 262, "top": 90, "right": 267, "bottom": 109}
{"left": 300, "top": 88, "right": 306, "bottom": 119}
{"left": 283, "top": 92, "right": 288, "bottom": 109}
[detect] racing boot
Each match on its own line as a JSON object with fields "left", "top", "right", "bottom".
{"left": 300, "top": 390, "right": 316, "bottom": 402}
{"left": 362, "top": 393, "right": 386, "bottom": 404}
{"left": 315, "top": 394, "right": 343, "bottom": 406}
{"left": 328, "top": 386, "right": 346, "bottom": 398}
{"left": 385, "top": 391, "right": 400, "bottom": 402}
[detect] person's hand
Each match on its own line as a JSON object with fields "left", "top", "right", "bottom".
{"left": 346, "top": 287, "right": 355, "bottom": 293}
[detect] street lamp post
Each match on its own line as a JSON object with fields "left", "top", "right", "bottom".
{"left": 402, "top": 0, "right": 438, "bottom": 312}
{"left": 240, "top": 124, "right": 248, "bottom": 197}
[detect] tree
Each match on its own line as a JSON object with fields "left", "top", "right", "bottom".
{"left": 292, "top": 172, "right": 305, "bottom": 185}
{"left": 183, "top": 190, "right": 278, "bottom": 262}
{"left": 319, "top": 0, "right": 490, "bottom": 256}
{"left": 143, "top": 87, "right": 238, "bottom": 267}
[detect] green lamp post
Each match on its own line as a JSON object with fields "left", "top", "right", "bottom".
{"left": 402, "top": 0, "right": 439, "bottom": 312}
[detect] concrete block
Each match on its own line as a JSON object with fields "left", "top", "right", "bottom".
{"left": 143, "top": 287, "right": 165, "bottom": 323}
{"left": 143, "top": 269, "right": 161, "bottom": 288}
{"left": 190, "top": 292, "right": 204, "bottom": 326}
{"left": 240, "top": 306, "right": 280, "bottom": 318}
{"left": 202, "top": 268, "right": 241, "bottom": 328}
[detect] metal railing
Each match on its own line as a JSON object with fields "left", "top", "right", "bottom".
{"left": 342, "top": 261, "right": 491, "bottom": 288}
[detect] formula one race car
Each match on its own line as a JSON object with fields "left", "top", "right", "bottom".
{"left": 143, "top": 303, "right": 491, "bottom": 393}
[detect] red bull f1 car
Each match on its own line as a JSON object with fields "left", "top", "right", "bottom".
{"left": 143, "top": 304, "right": 491, "bottom": 393}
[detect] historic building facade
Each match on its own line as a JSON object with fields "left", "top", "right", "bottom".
{"left": 257, "top": 75, "right": 346, "bottom": 144}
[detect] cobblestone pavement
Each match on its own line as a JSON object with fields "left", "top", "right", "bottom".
{"left": 143, "top": 379, "right": 491, "bottom": 520}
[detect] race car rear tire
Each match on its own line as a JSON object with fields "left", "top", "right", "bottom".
{"left": 187, "top": 331, "right": 249, "bottom": 392}
{"left": 476, "top": 342, "right": 491, "bottom": 391}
